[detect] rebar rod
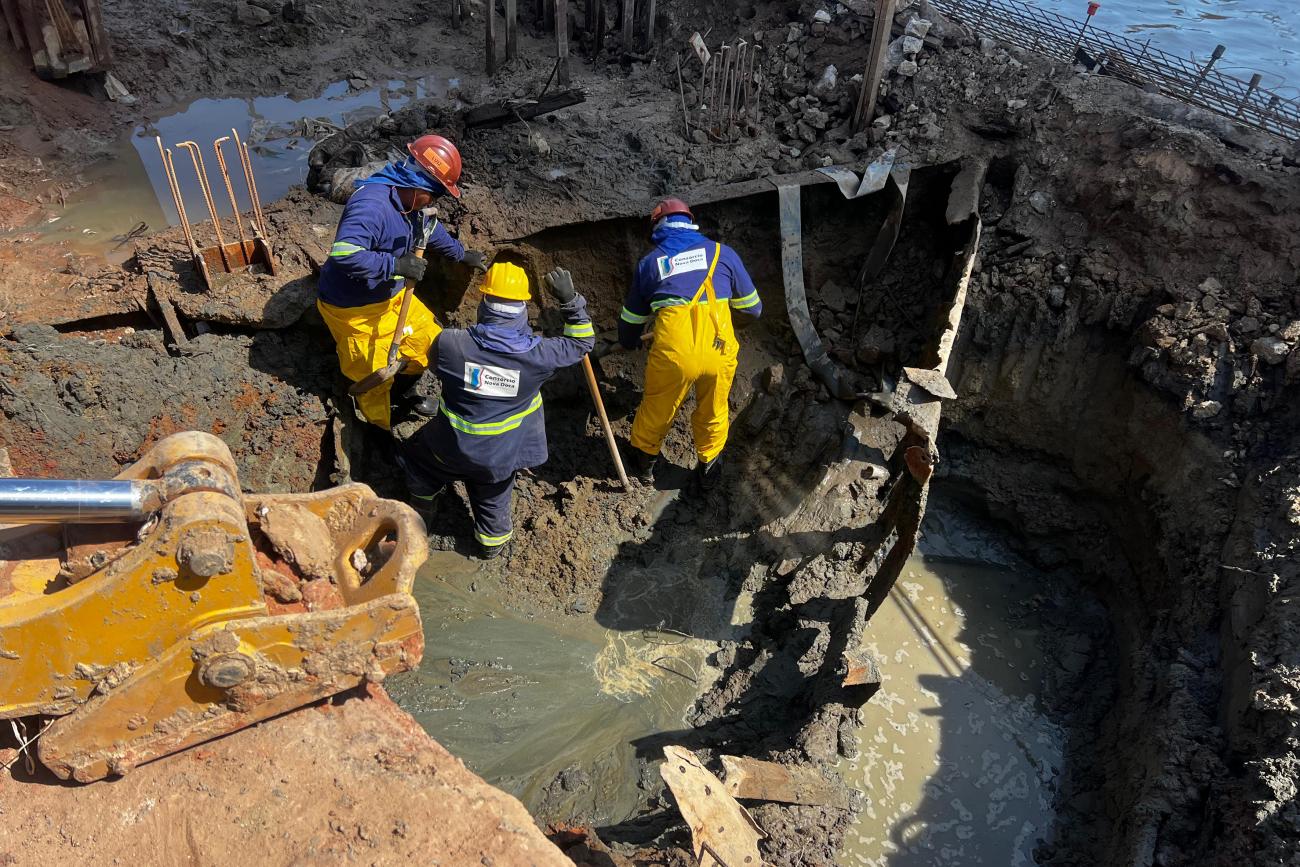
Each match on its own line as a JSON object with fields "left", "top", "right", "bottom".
{"left": 155, "top": 136, "right": 195, "bottom": 251}
{"left": 213, "top": 136, "right": 249, "bottom": 251}
{"left": 177, "top": 140, "right": 231, "bottom": 269}
{"left": 231, "top": 128, "right": 267, "bottom": 237}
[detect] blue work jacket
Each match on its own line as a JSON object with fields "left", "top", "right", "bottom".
{"left": 319, "top": 184, "right": 466, "bottom": 308}
{"left": 618, "top": 223, "right": 762, "bottom": 348}
{"left": 414, "top": 295, "right": 596, "bottom": 482}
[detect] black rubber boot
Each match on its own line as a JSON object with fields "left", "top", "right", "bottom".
{"left": 478, "top": 541, "right": 510, "bottom": 560}
{"left": 393, "top": 374, "right": 437, "bottom": 419}
{"left": 697, "top": 454, "right": 723, "bottom": 491}
{"left": 410, "top": 490, "right": 442, "bottom": 531}
{"left": 629, "top": 448, "right": 659, "bottom": 483}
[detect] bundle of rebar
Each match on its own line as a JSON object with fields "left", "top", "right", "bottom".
{"left": 0, "top": 0, "right": 112, "bottom": 78}
{"left": 698, "top": 39, "right": 761, "bottom": 141}
{"left": 931, "top": 0, "right": 1300, "bottom": 142}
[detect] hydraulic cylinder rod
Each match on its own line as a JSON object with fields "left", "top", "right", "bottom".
{"left": 0, "top": 479, "right": 150, "bottom": 523}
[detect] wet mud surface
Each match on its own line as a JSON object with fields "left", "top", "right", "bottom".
{"left": 2, "top": 0, "right": 1300, "bottom": 864}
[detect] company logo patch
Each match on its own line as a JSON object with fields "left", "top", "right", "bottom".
{"left": 463, "top": 362, "right": 521, "bottom": 398}
{"left": 656, "top": 247, "right": 709, "bottom": 281}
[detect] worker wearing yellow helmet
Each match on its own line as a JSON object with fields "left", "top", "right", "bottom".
{"left": 398, "top": 262, "right": 595, "bottom": 559}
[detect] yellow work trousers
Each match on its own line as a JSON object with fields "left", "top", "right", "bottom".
{"left": 630, "top": 300, "right": 739, "bottom": 463}
{"left": 317, "top": 294, "right": 442, "bottom": 430}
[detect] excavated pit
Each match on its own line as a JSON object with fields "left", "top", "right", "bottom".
{"left": 3, "top": 8, "right": 1300, "bottom": 863}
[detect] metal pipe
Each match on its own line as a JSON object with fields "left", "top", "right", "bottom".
{"left": 0, "top": 479, "right": 149, "bottom": 523}
{"left": 177, "top": 141, "right": 231, "bottom": 270}
{"left": 1236, "top": 72, "right": 1263, "bottom": 118}
{"left": 213, "top": 136, "right": 250, "bottom": 253}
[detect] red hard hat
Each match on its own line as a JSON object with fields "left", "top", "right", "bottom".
{"left": 650, "top": 197, "right": 693, "bottom": 223}
{"left": 407, "top": 134, "right": 463, "bottom": 198}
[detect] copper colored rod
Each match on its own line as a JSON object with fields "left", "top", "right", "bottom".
{"left": 177, "top": 140, "right": 231, "bottom": 269}
{"left": 154, "top": 136, "right": 195, "bottom": 251}
{"left": 212, "top": 136, "right": 249, "bottom": 250}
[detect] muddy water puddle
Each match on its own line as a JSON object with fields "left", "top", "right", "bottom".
{"left": 839, "top": 503, "right": 1066, "bottom": 866}
{"left": 387, "top": 550, "right": 719, "bottom": 824}
{"left": 12, "top": 75, "right": 458, "bottom": 262}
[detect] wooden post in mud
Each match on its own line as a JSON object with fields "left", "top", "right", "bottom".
{"left": 642, "top": 0, "right": 656, "bottom": 48}
{"left": 485, "top": 0, "right": 497, "bottom": 74}
{"left": 851, "top": 0, "right": 897, "bottom": 133}
{"left": 620, "top": 0, "right": 634, "bottom": 50}
{"left": 555, "top": 0, "right": 570, "bottom": 84}
{"left": 593, "top": 1, "right": 606, "bottom": 58}
{"left": 505, "top": 0, "right": 517, "bottom": 60}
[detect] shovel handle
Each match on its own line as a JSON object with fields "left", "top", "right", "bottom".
{"left": 582, "top": 355, "right": 631, "bottom": 491}
{"left": 382, "top": 240, "right": 429, "bottom": 368}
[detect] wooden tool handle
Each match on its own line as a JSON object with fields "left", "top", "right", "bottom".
{"left": 384, "top": 242, "right": 428, "bottom": 368}
{"left": 582, "top": 355, "right": 630, "bottom": 491}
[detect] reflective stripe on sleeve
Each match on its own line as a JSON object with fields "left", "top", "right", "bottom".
{"left": 620, "top": 306, "right": 651, "bottom": 324}
{"left": 438, "top": 393, "right": 543, "bottom": 436}
{"left": 329, "top": 242, "right": 366, "bottom": 257}
{"left": 730, "top": 290, "right": 760, "bottom": 310}
{"left": 564, "top": 322, "right": 595, "bottom": 338}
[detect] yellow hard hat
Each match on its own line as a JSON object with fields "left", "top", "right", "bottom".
{"left": 481, "top": 262, "right": 531, "bottom": 301}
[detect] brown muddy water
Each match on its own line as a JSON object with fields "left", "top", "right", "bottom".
{"left": 838, "top": 557, "right": 1063, "bottom": 865}
{"left": 390, "top": 495, "right": 1074, "bottom": 857}
{"left": 387, "top": 548, "right": 723, "bottom": 824}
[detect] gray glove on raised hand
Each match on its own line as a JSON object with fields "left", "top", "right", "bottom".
{"left": 394, "top": 254, "right": 428, "bottom": 282}
{"left": 542, "top": 268, "right": 577, "bottom": 304}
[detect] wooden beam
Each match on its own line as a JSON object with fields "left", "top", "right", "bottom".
{"left": 1, "top": 0, "right": 25, "bottom": 50}
{"left": 592, "top": 0, "right": 605, "bottom": 58}
{"left": 661, "top": 747, "right": 765, "bottom": 867}
{"left": 642, "top": 0, "right": 655, "bottom": 48}
{"left": 584, "top": 0, "right": 593, "bottom": 32}
{"left": 485, "top": 0, "right": 496, "bottom": 75}
{"left": 77, "top": 0, "right": 111, "bottom": 67}
{"left": 555, "top": 0, "right": 569, "bottom": 85}
{"left": 851, "top": 0, "right": 897, "bottom": 133}
{"left": 16, "top": 0, "right": 47, "bottom": 68}
{"left": 504, "top": 0, "right": 517, "bottom": 60}
{"left": 461, "top": 88, "right": 586, "bottom": 129}
{"left": 720, "top": 756, "right": 852, "bottom": 808}
{"left": 620, "top": 0, "right": 633, "bottom": 49}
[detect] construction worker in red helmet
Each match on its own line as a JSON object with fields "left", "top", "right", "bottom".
{"left": 617, "top": 197, "right": 762, "bottom": 490}
{"left": 317, "top": 134, "right": 490, "bottom": 430}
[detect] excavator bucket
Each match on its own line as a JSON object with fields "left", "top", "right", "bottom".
{"left": 0, "top": 431, "right": 426, "bottom": 782}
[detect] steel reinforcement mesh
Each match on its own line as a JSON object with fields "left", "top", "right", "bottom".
{"left": 930, "top": 0, "right": 1300, "bottom": 142}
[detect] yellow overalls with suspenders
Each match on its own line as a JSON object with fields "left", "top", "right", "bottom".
{"left": 630, "top": 243, "right": 739, "bottom": 463}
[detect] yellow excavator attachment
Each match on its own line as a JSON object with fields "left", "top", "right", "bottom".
{"left": 0, "top": 431, "right": 427, "bottom": 782}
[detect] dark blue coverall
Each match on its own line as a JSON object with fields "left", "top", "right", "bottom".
{"left": 399, "top": 295, "right": 595, "bottom": 551}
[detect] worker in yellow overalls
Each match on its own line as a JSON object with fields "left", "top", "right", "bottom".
{"left": 316, "top": 134, "right": 488, "bottom": 429}
{"left": 616, "top": 198, "right": 762, "bottom": 490}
